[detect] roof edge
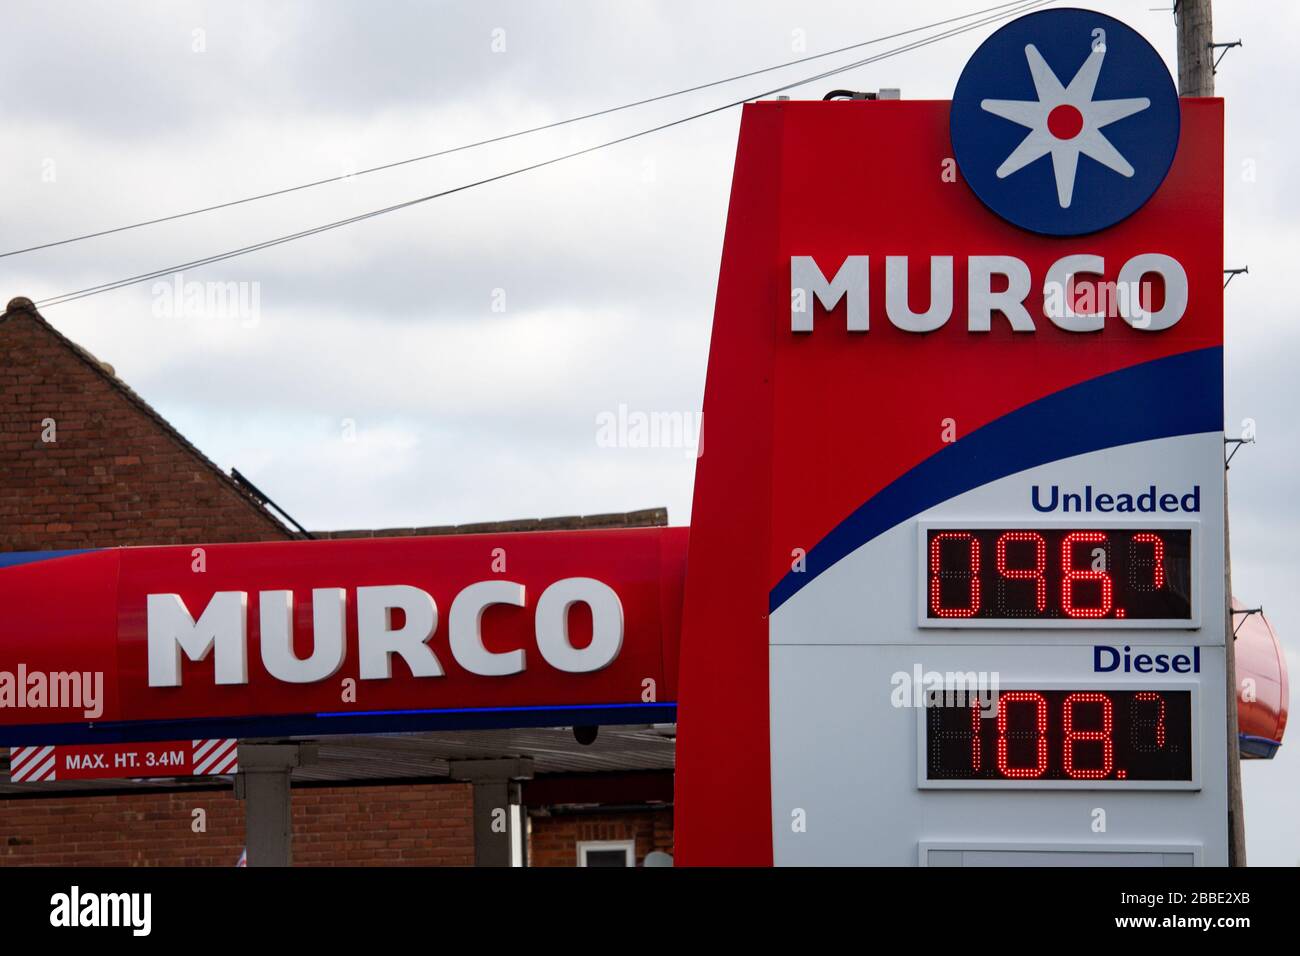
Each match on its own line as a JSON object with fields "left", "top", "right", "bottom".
{"left": 314, "top": 508, "right": 670, "bottom": 539}
{"left": 2, "top": 296, "right": 296, "bottom": 539}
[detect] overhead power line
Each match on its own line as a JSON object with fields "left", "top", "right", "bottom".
{"left": 35, "top": 0, "right": 1052, "bottom": 310}
{"left": 4, "top": 0, "right": 1036, "bottom": 261}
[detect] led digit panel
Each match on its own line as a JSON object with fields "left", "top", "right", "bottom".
{"left": 925, "top": 527, "right": 1192, "bottom": 622}
{"left": 925, "top": 689, "right": 1193, "bottom": 782}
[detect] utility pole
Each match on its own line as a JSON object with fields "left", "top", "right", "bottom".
{"left": 1176, "top": 0, "right": 1215, "bottom": 95}
{"left": 1222, "top": 475, "right": 1246, "bottom": 866}
{"left": 1176, "top": 0, "right": 1247, "bottom": 866}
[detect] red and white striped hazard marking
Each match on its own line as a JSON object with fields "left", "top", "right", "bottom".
{"left": 9, "top": 745, "right": 57, "bottom": 782}
{"left": 6, "top": 739, "right": 238, "bottom": 782}
{"left": 192, "top": 738, "right": 238, "bottom": 775}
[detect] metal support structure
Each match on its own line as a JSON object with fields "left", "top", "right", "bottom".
{"left": 1224, "top": 436, "right": 1253, "bottom": 469}
{"left": 821, "top": 88, "right": 901, "bottom": 101}
{"left": 1209, "top": 40, "right": 1242, "bottom": 75}
{"left": 230, "top": 468, "right": 315, "bottom": 539}
{"left": 449, "top": 757, "right": 535, "bottom": 867}
{"left": 235, "top": 743, "right": 316, "bottom": 867}
{"left": 1232, "top": 606, "right": 1263, "bottom": 639}
{"left": 1223, "top": 266, "right": 1247, "bottom": 290}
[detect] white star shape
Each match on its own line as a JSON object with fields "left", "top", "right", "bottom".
{"left": 980, "top": 44, "right": 1150, "bottom": 208}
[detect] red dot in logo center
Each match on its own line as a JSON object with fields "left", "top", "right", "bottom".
{"left": 1047, "top": 104, "right": 1084, "bottom": 139}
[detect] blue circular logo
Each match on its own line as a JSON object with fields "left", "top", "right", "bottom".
{"left": 951, "top": 8, "right": 1180, "bottom": 236}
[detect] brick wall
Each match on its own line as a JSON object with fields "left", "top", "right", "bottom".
{"left": 0, "top": 790, "right": 245, "bottom": 867}
{"left": 0, "top": 305, "right": 290, "bottom": 551}
{"left": 528, "top": 808, "right": 673, "bottom": 867}
{"left": 0, "top": 782, "right": 474, "bottom": 866}
{"left": 292, "top": 783, "right": 473, "bottom": 866}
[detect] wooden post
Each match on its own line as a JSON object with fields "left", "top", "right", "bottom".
{"left": 1178, "top": 0, "right": 1246, "bottom": 866}
{"left": 1176, "top": 0, "right": 1215, "bottom": 96}
{"left": 1223, "top": 474, "right": 1247, "bottom": 864}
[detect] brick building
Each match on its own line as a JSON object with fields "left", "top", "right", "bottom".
{"left": 0, "top": 297, "right": 674, "bottom": 866}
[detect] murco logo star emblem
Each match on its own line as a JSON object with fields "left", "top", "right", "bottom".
{"left": 950, "top": 8, "right": 1180, "bottom": 236}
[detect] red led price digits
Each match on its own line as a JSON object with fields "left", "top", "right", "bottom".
{"left": 926, "top": 528, "right": 1189, "bottom": 621}
{"left": 929, "top": 532, "right": 981, "bottom": 617}
{"left": 1131, "top": 532, "right": 1166, "bottom": 591}
{"left": 1061, "top": 531, "right": 1113, "bottom": 618}
{"left": 995, "top": 531, "right": 1047, "bottom": 613}
{"left": 1132, "top": 691, "right": 1168, "bottom": 751}
{"left": 995, "top": 691, "right": 1048, "bottom": 778}
{"left": 1062, "top": 692, "right": 1115, "bottom": 779}
{"left": 931, "top": 689, "right": 1189, "bottom": 781}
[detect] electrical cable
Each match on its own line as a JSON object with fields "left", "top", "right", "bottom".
{"left": 34, "top": 0, "right": 1052, "bottom": 310}
{"left": 0, "top": 0, "right": 1037, "bottom": 261}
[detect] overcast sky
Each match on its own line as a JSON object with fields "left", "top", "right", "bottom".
{"left": 2, "top": 1, "right": 1294, "bottom": 865}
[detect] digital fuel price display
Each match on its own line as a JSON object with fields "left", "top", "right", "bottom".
{"left": 925, "top": 689, "right": 1194, "bottom": 785}
{"left": 922, "top": 527, "right": 1193, "bottom": 624}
